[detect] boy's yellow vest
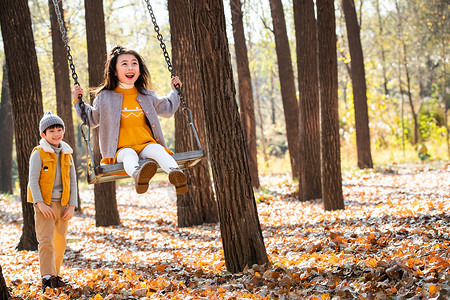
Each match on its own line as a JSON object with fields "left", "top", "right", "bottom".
{"left": 27, "top": 146, "right": 72, "bottom": 206}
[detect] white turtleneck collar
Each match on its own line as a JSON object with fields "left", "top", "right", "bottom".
{"left": 39, "top": 138, "right": 73, "bottom": 154}
{"left": 118, "top": 82, "right": 135, "bottom": 89}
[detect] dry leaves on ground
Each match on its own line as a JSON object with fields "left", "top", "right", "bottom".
{"left": 1, "top": 162, "right": 449, "bottom": 299}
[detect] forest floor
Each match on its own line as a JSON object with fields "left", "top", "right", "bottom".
{"left": 1, "top": 161, "right": 449, "bottom": 299}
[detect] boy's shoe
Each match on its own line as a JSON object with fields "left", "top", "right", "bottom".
{"left": 42, "top": 277, "right": 53, "bottom": 292}
{"left": 169, "top": 168, "right": 188, "bottom": 195}
{"left": 132, "top": 161, "right": 157, "bottom": 194}
{"left": 52, "top": 276, "right": 67, "bottom": 288}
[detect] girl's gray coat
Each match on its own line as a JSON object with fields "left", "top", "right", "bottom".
{"left": 74, "top": 88, "right": 180, "bottom": 159}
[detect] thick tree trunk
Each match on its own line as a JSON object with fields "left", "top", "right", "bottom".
{"left": 269, "top": 0, "right": 300, "bottom": 180}
{"left": 49, "top": 0, "right": 81, "bottom": 208}
{"left": 0, "top": 264, "right": 10, "bottom": 300}
{"left": 85, "top": 0, "right": 120, "bottom": 226}
{"left": 342, "top": 0, "right": 373, "bottom": 169}
{"left": 188, "top": 0, "right": 269, "bottom": 273}
{"left": 0, "top": 63, "right": 13, "bottom": 194}
{"left": 293, "top": 0, "right": 322, "bottom": 201}
{"left": 230, "top": 0, "right": 260, "bottom": 189}
{"left": 316, "top": 0, "right": 345, "bottom": 211}
{"left": 168, "top": 0, "right": 218, "bottom": 227}
{"left": 0, "top": 0, "right": 41, "bottom": 251}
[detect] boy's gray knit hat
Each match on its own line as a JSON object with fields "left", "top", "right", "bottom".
{"left": 39, "top": 111, "right": 65, "bottom": 133}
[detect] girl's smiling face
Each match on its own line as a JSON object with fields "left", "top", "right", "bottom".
{"left": 115, "top": 53, "right": 140, "bottom": 85}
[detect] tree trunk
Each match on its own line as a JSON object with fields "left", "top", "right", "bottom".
{"left": 375, "top": 0, "right": 389, "bottom": 98}
{"left": 0, "top": 62, "right": 13, "bottom": 194}
{"left": 0, "top": 264, "right": 10, "bottom": 300}
{"left": 270, "top": 68, "right": 277, "bottom": 125}
{"left": 85, "top": 0, "right": 120, "bottom": 226}
{"left": 441, "top": 0, "right": 449, "bottom": 158}
{"left": 395, "top": 0, "right": 419, "bottom": 145}
{"left": 188, "top": 0, "right": 269, "bottom": 273}
{"left": 253, "top": 76, "right": 268, "bottom": 163}
{"left": 230, "top": 0, "right": 260, "bottom": 189}
{"left": 0, "top": 0, "right": 42, "bottom": 250}
{"left": 168, "top": 0, "right": 218, "bottom": 227}
{"left": 397, "top": 43, "right": 406, "bottom": 154}
{"left": 403, "top": 53, "right": 419, "bottom": 145}
{"left": 293, "top": 0, "right": 322, "bottom": 201}
{"left": 269, "top": 0, "right": 300, "bottom": 180}
{"left": 316, "top": 0, "right": 345, "bottom": 211}
{"left": 270, "top": 70, "right": 276, "bottom": 125}
{"left": 48, "top": 0, "right": 81, "bottom": 208}
{"left": 247, "top": 35, "right": 268, "bottom": 164}
{"left": 375, "top": 0, "right": 398, "bottom": 136}
{"left": 341, "top": 0, "right": 373, "bottom": 169}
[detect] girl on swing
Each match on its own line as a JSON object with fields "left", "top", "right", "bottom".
{"left": 72, "top": 45, "right": 188, "bottom": 195}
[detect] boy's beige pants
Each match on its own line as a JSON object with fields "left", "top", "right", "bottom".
{"left": 34, "top": 201, "right": 69, "bottom": 277}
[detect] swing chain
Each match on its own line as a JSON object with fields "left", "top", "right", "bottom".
{"left": 51, "top": 0, "right": 88, "bottom": 126}
{"left": 143, "top": 0, "right": 174, "bottom": 76}
{"left": 142, "top": 0, "right": 193, "bottom": 125}
{"left": 52, "top": 0, "right": 78, "bottom": 85}
{"left": 51, "top": 0, "right": 95, "bottom": 175}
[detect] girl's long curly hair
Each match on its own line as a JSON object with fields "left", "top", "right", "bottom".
{"left": 92, "top": 45, "right": 151, "bottom": 97}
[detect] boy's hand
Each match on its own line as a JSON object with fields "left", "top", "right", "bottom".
{"left": 37, "top": 202, "right": 55, "bottom": 219}
{"left": 62, "top": 205, "right": 75, "bottom": 221}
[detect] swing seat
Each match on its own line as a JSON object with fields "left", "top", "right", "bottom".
{"left": 88, "top": 150, "right": 205, "bottom": 184}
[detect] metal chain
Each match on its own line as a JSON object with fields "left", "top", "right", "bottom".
{"left": 51, "top": 0, "right": 95, "bottom": 172}
{"left": 51, "top": 0, "right": 88, "bottom": 124}
{"left": 52, "top": 0, "right": 79, "bottom": 86}
{"left": 142, "top": 0, "right": 194, "bottom": 125}
{"left": 143, "top": 0, "right": 174, "bottom": 76}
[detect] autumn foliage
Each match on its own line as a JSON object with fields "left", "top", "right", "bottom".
{"left": 1, "top": 163, "right": 449, "bottom": 299}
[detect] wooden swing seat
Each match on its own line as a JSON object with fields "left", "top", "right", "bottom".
{"left": 88, "top": 150, "right": 205, "bottom": 184}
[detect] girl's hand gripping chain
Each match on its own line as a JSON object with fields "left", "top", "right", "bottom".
{"left": 72, "top": 85, "right": 83, "bottom": 103}
{"left": 170, "top": 76, "right": 182, "bottom": 90}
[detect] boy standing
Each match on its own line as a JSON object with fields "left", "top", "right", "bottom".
{"left": 27, "top": 111, "right": 78, "bottom": 292}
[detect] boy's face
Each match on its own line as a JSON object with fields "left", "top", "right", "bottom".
{"left": 40, "top": 127, "right": 65, "bottom": 147}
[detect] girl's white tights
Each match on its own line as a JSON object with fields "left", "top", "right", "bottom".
{"left": 117, "top": 143, "right": 179, "bottom": 177}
